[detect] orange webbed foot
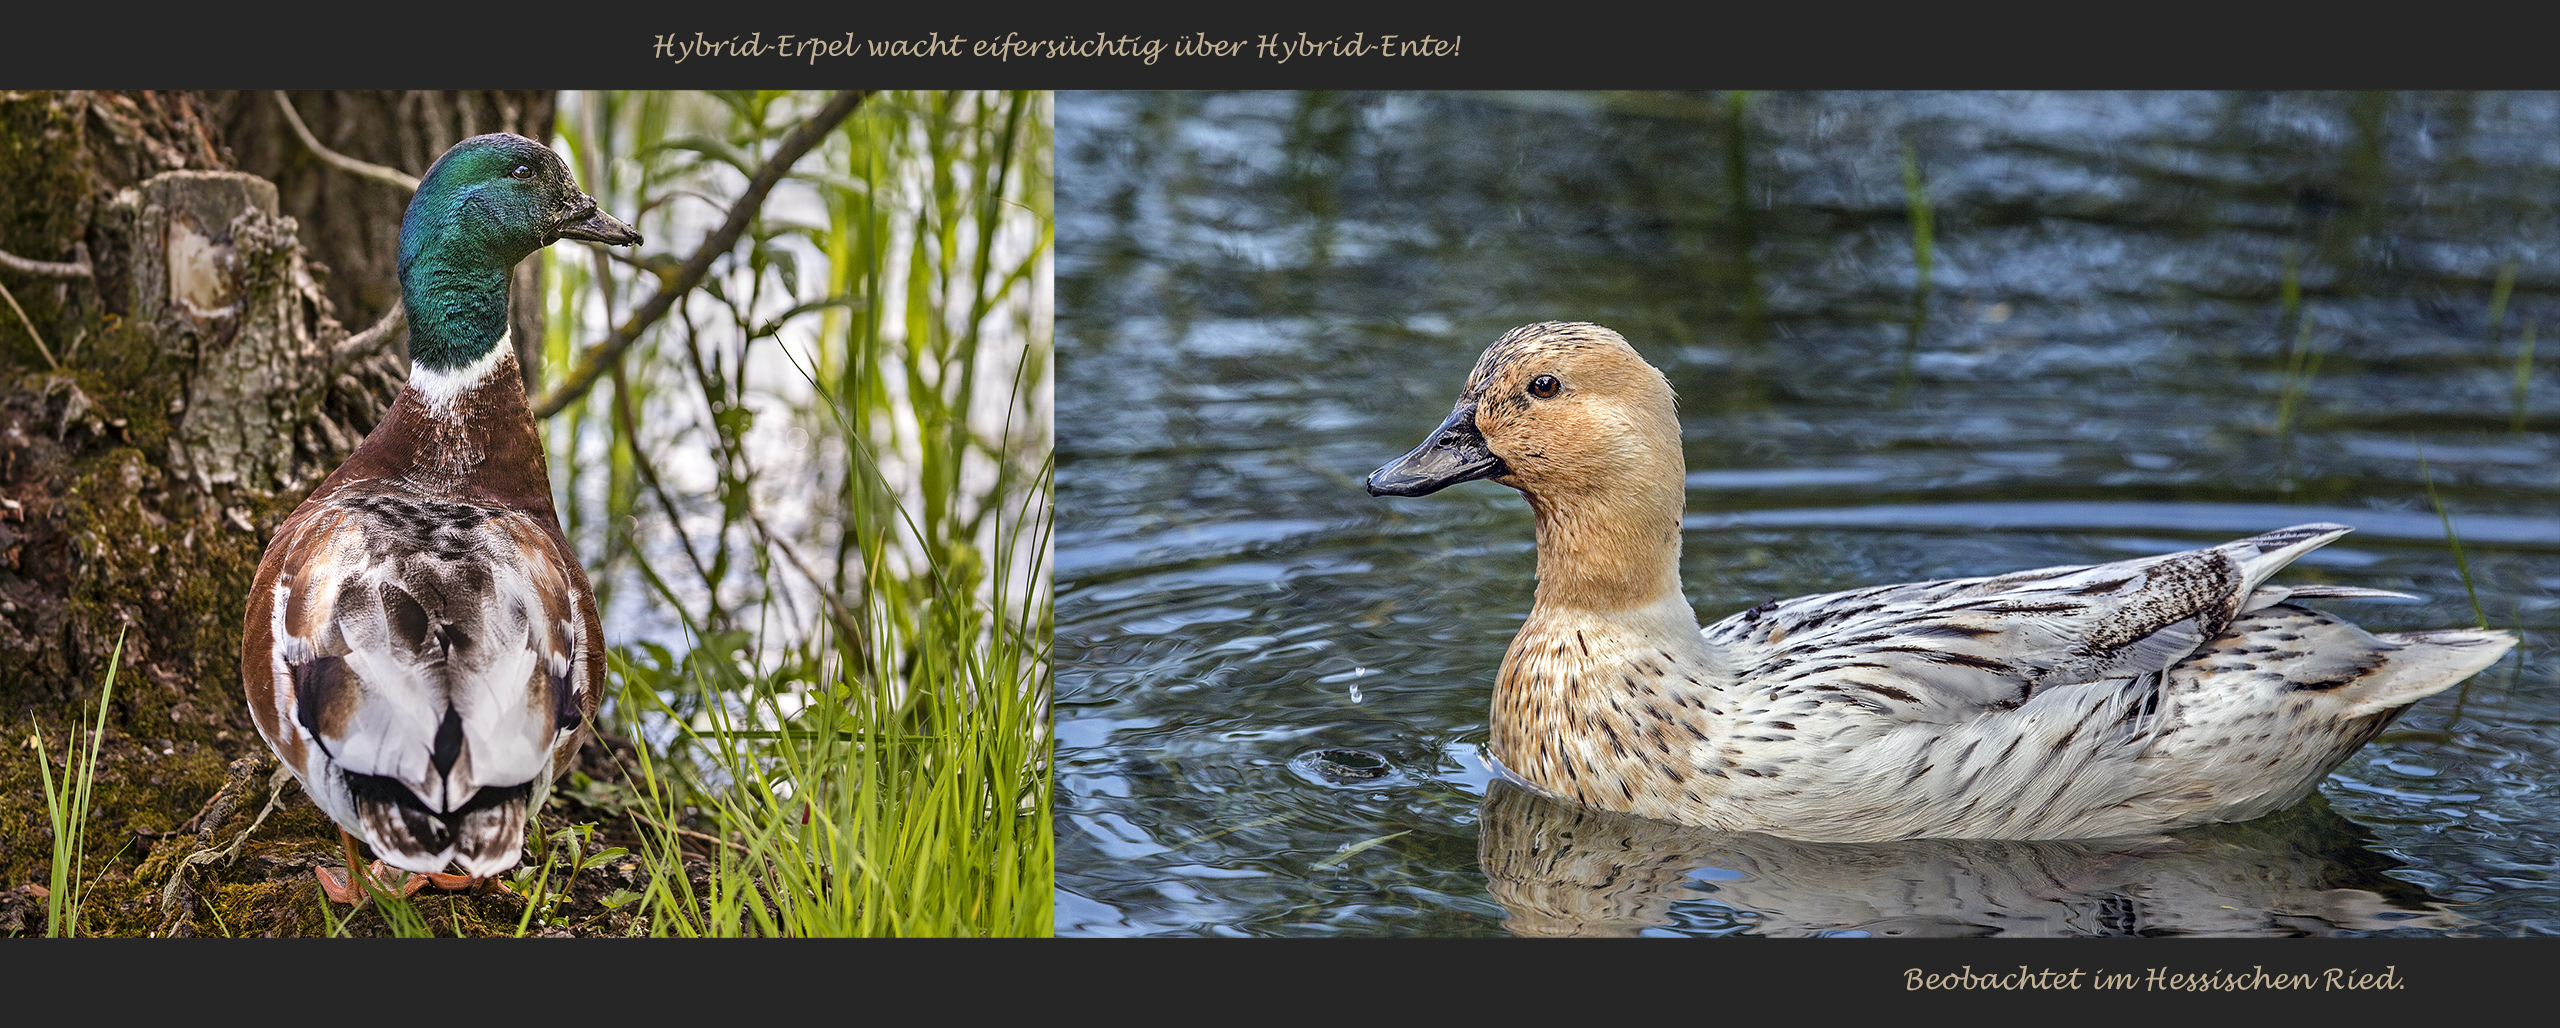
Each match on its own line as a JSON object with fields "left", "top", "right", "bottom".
{"left": 371, "top": 861, "right": 427, "bottom": 897}
{"left": 317, "top": 861, "right": 425, "bottom": 903}
{"left": 420, "top": 870, "right": 521, "bottom": 896}
{"left": 315, "top": 865, "right": 361, "bottom": 904}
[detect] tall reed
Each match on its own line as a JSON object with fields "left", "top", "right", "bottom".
{"left": 1893, "top": 134, "right": 1934, "bottom": 403}
{"left": 2486, "top": 261, "right": 2517, "bottom": 343}
{"left": 2415, "top": 440, "right": 2488, "bottom": 631}
{"left": 2275, "top": 308, "right": 2326, "bottom": 434}
{"left": 1900, "top": 136, "right": 1934, "bottom": 298}
{"left": 2515, "top": 320, "right": 2537, "bottom": 433}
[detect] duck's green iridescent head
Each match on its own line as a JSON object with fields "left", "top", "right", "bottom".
{"left": 397, "top": 133, "right": 641, "bottom": 371}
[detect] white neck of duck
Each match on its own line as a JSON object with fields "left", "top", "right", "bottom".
{"left": 409, "top": 330, "right": 516, "bottom": 424}
{"left": 1491, "top": 457, "right": 1742, "bottom": 814}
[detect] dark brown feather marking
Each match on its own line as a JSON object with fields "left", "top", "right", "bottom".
{"left": 1900, "top": 623, "right": 2000, "bottom": 640}
{"left": 1967, "top": 601, "right": 2086, "bottom": 616}
{"left": 292, "top": 655, "right": 354, "bottom": 743}
{"left": 384, "top": 583, "right": 432, "bottom": 650}
{"left": 430, "top": 706, "right": 465, "bottom": 776}
{"left": 1858, "top": 682, "right": 1921, "bottom": 704}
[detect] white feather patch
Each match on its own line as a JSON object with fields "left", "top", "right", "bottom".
{"left": 409, "top": 331, "right": 513, "bottom": 422}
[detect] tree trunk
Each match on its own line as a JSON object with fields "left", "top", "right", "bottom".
{"left": 0, "top": 90, "right": 551, "bottom": 935}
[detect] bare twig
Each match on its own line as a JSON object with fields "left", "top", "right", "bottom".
{"left": 531, "top": 90, "right": 871, "bottom": 419}
{"left": 0, "top": 245, "right": 92, "bottom": 280}
{"left": 637, "top": 811, "right": 752, "bottom": 854}
{"left": 610, "top": 359, "right": 717, "bottom": 593}
{"left": 273, "top": 91, "right": 422, "bottom": 193}
{"left": 159, "top": 760, "right": 291, "bottom": 919}
{"left": 0, "top": 279, "right": 60, "bottom": 370}
{"left": 584, "top": 741, "right": 755, "bottom": 855}
{"left": 746, "top": 502, "right": 877, "bottom": 668}
{"left": 331, "top": 299, "right": 406, "bottom": 363}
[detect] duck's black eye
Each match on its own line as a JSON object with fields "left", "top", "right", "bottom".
{"left": 1528, "top": 374, "right": 1561, "bottom": 399}
{"left": 509, "top": 165, "right": 534, "bottom": 180}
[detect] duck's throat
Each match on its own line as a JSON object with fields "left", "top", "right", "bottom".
{"left": 1523, "top": 486, "right": 1686, "bottom": 614}
{"left": 410, "top": 329, "right": 518, "bottom": 423}
{"left": 402, "top": 345, "right": 547, "bottom": 502}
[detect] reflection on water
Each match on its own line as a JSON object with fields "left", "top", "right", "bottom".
{"left": 1056, "top": 91, "right": 2560, "bottom": 937}
{"left": 1480, "top": 783, "right": 2463, "bottom": 938}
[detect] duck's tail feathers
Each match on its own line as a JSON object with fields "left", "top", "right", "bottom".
{"left": 2221, "top": 523, "right": 2353, "bottom": 595}
{"left": 345, "top": 772, "right": 533, "bottom": 877}
{"left": 2345, "top": 629, "right": 2518, "bottom": 717}
{"left": 2243, "top": 583, "right": 2422, "bottom": 612}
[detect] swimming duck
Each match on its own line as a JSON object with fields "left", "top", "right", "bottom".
{"left": 240, "top": 133, "right": 641, "bottom": 901}
{"left": 1367, "top": 321, "right": 2516, "bottom": 843}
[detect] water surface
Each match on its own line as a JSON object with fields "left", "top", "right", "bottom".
{"left": 1056, "top": 91, "right": 2560, "bottom": 937}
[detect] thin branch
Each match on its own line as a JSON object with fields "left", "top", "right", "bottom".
{"left": 531, "top": 90, "right": 871, "bottom": 419}
{"left": 584, "top": 724, "right": 754, "bottom": 855}
{"left": 0, "top": 279, "right": 60, "bottom": 370}
{"left": 0, "top": 245, "right": 91, "bottom": 280}
{"left": 610, "top": 359, "right": 717, "bottom": 595}
{"left": 331, "top": 299, "right": 406, "bottom": 363}
{"left": 746, "top": 502, "right": 875, "bottom": 668}
{"left": 640, "top": 812, "right": 751, "bottom": 855}
{"left": 273, "top": 91, "right": 421, "bottom": 193}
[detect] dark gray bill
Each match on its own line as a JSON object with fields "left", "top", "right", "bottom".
{"left": 1366, "top": 402, "right": 1509, "bottom": 497}
{"left": 552, "top": 195, "right": 643, "bottom": 246}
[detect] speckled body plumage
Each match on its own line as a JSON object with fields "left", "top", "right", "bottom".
{"left": 240, "top": 133, "right": 637, "bottom": 882}
{"left": 1372, "top": 322, "right": 2517, "bottom": 842}
{"left": 243, "top": 349, "right": 606, "bottom": 875}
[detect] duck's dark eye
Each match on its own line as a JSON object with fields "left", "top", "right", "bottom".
{"left": 1528, "top": 374, "right": 1561, "bottom": 399}
{"left": 509, "top": 165, "right": 534, "bottom": 180}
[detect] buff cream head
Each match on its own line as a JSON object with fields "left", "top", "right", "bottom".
{"left": 1366, "top": 322, "right": 1681, "bottom": 501}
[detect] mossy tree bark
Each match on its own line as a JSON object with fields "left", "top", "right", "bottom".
{"left": 0, "top": 90, "right": 552, "bottom": 934}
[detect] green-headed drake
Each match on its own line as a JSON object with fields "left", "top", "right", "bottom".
{"left": 1369, "top": 321, "right": 2518, "bottom": 843}
{"left": 242, "top": 133, "right": 641, "bottom": 901}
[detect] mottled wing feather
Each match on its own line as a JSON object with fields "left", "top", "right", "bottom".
{"left": 258, "top": 492, "right": 593, "bottom": 874}
{"left": 1672, "top": 528, "right": 2514, "bottom": 840}
{"left": 1701, "top": 524, "right": 2353, "bottom": 722}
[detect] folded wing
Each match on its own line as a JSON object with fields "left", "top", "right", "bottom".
{"left": 1701, "top": 523, "right": 2361, "bottom": 722}
{"left": 259, "top": 493, "right": 592, "bottom": 876}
